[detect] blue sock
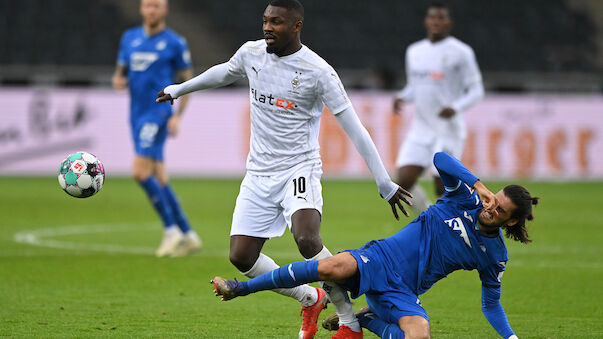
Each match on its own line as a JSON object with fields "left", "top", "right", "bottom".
{"left": 139, "top": 176, "right": 176, "bottom": 228}
{"left": 163, "top": 184, "right": 191, "bottom": 233}
{"left": 360, "top": 314, "right": 405, "bottom": 339}
{"left": 241, "top": 261, "right": 319, "bottom": 294}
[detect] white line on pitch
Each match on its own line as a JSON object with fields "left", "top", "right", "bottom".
{"left": 13, "top": 223, "right": 157, "bottom": 255}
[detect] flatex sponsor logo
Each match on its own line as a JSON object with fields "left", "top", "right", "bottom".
{"left": 250, "top": 88, "right": 297, "bottom": 112}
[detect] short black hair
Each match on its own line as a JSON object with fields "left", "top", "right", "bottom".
{"left": 428, "top": 1, "right": 451, "bottom": 16}
{"left": 502, "top": 185, "right": 539, "bottom": 244}
{"left": 269, "top": 0, "right": 304, "bottom": 20}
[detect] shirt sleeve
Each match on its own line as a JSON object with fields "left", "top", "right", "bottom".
{"left": 433, "top": 152, "right": 479, "bottom": 191}
{"left": 459, "top": 46, "right": 482, "bottom": 89}
{"left": 481, "top": 286, "right": 515, "bottom": 338}
{"left": 225, "top": 42, "right": 249, "bottom": 79}
{"left": 116, "top": 32, "right": 128, "bottom": 67}
{"left": 450, "top": 47, "right": 484, "bottom": 113}
{"left": 172, "top": 36, "right": 193, "bottom": 71}
{"left": 317, "top": 67, "right": 352, "bottom": 115}
{"left": 163, "top": 43, "right": 249, "bottom": 99}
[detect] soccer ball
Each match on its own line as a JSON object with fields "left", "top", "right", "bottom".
{"left": 57, "top": 151, "right": 105, "bottom": 198}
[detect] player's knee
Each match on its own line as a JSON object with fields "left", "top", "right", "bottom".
{"left": 404, "top": 332, "right": 431, "bottom": 339}
{"left": 294, "top": 234, "right": 323, "bottom": 259}
{"left": 433, "top": 178, "right": 445, "bottom": 197}
{"left": 397, "top": 174, "right": 416, "bottom": 190}
{"left": 316, "top": 259, "right": 338, "bottom": 281}
{"left": 133, "top": 171, "right": 149, "bottom": 182}
{"left": 405, "top": 331, "right": 430, "bottom": 339}
{"left": 229, "top": 251, "right": 256, "bottom": 272}
{"left": 397, "top": 166, "right": 422, "bottom": 190}
{"left": 132, "top": 166, "right": 152, "bottom": 182}
{"left": 316, "top": 256, "right": 351, "bottom": 282}
{"left": 400, "top": 316, "right": 430, "bottom": 339}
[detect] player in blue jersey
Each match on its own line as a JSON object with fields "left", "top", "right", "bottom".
{"left": 112, "top": 0, "right": 201, "bottom": 257}
{"left": 212, "top": 152, "right": 537, "bottom": 339}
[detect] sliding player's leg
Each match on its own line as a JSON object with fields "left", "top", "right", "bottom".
{"left": 213, "top": 252, "right": 358, "bottom": 298}
{"left": 362, "top": 290, "right": 430, "bottom": 339}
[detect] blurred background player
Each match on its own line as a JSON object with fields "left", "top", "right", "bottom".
{"left": 157, "top": 0, "right": 411, "bottom": 337}
{"left": 112, "top": 0, "right": 201, "bottom": 257}
{"left": 393, "top": 2, "right": 484, "bottom": 213}
{"left": 213, "top": 151, "right": 538, "bottom": 339}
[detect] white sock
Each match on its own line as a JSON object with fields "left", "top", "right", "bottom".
{"left": 241, "top": 253, "right": 318, "bottom": 307}
{"left": 164, "top": 225, "right": 181, "bottom": 236}
{"left": 409, "top": 185, "right": 432, "bottom": 213}
{"left": 308, "top": 246, "right": 361, "bottom": 332}
{"left": 184, "top": 230, "right": 200, "bottom": 242}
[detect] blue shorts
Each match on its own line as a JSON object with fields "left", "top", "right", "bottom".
{"left": 131, "top": 115, "right": 168, "bottom": 161}
{"left": 341, "top": 240, "right": 429, "bottom": 324}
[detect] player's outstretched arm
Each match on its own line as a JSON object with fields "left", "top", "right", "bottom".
{"left": 156, "top": 63, "right": 241, "bottom": 104}
{"left": 482, "top": 286, "right": 517, "bottom": 339}
{"left": 334, "top": 106, "right": 412, "bottom": 219}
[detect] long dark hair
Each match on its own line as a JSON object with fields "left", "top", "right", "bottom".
{"left": 502, "top": 185, "right": 539, "bottom": 243}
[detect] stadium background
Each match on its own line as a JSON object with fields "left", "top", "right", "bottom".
{"left": 1, "top": 0, "right": 603, "bottom": 179}
{"left": 1, "top": 1, "right": 602, "bottom": 338}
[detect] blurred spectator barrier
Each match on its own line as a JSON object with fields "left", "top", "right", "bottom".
{"left": 0, "top": 88, "right": 601, "bottom": 180}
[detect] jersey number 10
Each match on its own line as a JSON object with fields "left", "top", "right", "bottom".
{"left": 293, "top": 177, "right": 306, "bottom": 196}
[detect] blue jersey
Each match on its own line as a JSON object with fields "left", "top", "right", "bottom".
{"left": 380, "top": 156, "right": 508, "bottom": 296}
{"left": 117, "top": 26, "right": 191, "bottom": 123}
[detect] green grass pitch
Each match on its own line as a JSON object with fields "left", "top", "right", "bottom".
{"left": 0, "top": 177, "right": 601, "bottom": 338}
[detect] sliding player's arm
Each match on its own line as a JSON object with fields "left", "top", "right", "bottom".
{"left": 480, "top": 264, "right": 518, "bottom": 339}
{"left": 433, "top": 152, "right": 498, "bottom": 211}
{"left": 482, "top": 286, "right": 517, "bottom": 339}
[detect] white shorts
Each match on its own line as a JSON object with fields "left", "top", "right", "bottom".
{"left": 395, "top": 135, "right": 464, "bottom": 175}
{"left": 230, "top": 161, "right": 323, "bottom": 238}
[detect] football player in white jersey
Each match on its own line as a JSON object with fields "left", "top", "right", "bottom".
{"left": 393, "top": 2, "right": 484, "bottom": 213}
{"left": 157, "top": 1, "right": 411, "bottom": 338}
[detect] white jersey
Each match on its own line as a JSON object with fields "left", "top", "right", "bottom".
{"left": 227, "top": 40, "right": 352, "bottom": 175}
{"left": 398, "top": 36, "right": 482, "bottom": 140}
